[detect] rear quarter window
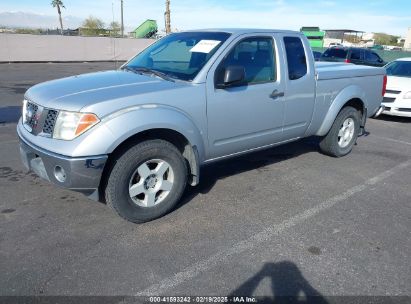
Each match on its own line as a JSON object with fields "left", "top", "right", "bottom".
{"left": 283, "top": 36, "right": 307, "bottom": 80}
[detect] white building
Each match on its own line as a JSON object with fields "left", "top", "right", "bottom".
{"left": 404, "top": 27, "right": 411, "bottom": 51}
{"left": 362, "top": 33, "right": 375, "bottom": 40}
{"left": 397, "top": 37, "right": 406, "bottom": 45}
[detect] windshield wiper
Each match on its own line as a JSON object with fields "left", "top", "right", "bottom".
{"left": 122, "top": 66, "right": 137, "bottom": 73}
{"left": 122, "top": 66, "right": 175, "bottom": 82}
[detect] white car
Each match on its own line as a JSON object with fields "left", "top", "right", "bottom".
{"left": 381, "top": 58, "right": 411, "bottom": 117}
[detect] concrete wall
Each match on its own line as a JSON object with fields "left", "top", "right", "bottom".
{"left": 0, "top": 34, "right": 155, "bottom": 62}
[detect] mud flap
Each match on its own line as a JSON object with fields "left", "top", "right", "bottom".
{"left": 357, "top": 108, "right": 370, "bottom": 143}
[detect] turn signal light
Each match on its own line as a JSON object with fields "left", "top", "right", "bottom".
{"left": 75, "top": 113, "right": 100, "bottom": 136}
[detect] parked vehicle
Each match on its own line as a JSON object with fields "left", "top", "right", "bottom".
{"left": 18, "top": 29, "right": 386, "bottom": 223}
{"left": 377, "top": 58, "right": 411, "bottom": 117}
{"left": 312, "top": 50, "right": 322, "bottom": 61}
{"left": 320, "top": 47, "right": 386, "bottom": 67}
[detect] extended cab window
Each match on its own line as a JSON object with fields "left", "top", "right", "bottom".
{"left": 283, "top": 37, "right": 307, "bottom": 80}
{"left": 216, "top": 37, "right": 276, "bottom": 85}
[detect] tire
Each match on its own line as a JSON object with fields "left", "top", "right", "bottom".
{"left": 319, "top": 106, "right": 361, "bottom": 157}
{"left": 105, "top": 139, "right": 187, "bottom": 223}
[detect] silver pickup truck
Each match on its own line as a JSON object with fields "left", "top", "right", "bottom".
{"left": 18, "top": 29, "right": 386, "bottom": 223}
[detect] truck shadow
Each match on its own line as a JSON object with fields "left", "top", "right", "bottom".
{"left": 177, "top": 137, "right": 321, "bottom": 209}
{"left": 229, "top": 261, "right": 328, "bottom": 304}
{"left": 374, "top": 114, "right": 411, "bottom": 123}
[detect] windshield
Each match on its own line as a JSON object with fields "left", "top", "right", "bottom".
{"left": 386, "top": 60, "right": 411, "bottom": 78}
{"left": 125, "top": 32, "right": 231, "bottom": 81}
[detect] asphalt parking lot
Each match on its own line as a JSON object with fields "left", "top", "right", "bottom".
{"left": 0, "top": 63, "right": 410, "bottom": 301}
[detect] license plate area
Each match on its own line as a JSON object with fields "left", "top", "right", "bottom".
{"left": 19, "top": 144, "right": 50, "bottom": 181}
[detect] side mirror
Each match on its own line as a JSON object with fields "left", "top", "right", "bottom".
{"left": 216, "top": 65, "right": 245, "bottom": 88}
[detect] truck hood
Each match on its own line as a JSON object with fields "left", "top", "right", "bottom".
{"left": 25, "top": 70, "right": 184, "bottom": 112}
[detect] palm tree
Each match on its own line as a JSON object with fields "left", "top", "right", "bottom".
{"left": 165, "top": 0, "right": 171, "bottom": 34}
{"left": 51, "top": 0, "right": 65, "bottom": 35}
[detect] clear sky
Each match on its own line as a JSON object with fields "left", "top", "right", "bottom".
{"left": 0, "top": 0, "right": 410, "bottom": 35}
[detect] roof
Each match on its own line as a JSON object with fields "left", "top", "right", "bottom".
{"left": 323, "top": 29, "right": 365, "bottom": 33}
{"left": 185, "top": 28, "right": 301, "bottom": 35}
{"left": 301, "top": 27, "right": 321, "bottom": 31}
{"left": 325, "top": 46, "right": 376, "bottom": 51}
{"left": 303, "top": 31, "right": 325, "bottom": 36}
{"left": 328, "top": 46, "right": 363, "bottom": 49}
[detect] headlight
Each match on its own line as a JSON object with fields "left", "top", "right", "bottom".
{"left": 22, "top": 99, "right": 28, "bottom": 123}
{"left": 404, "top": 91, "right": 411, "bottom": 99}
{"left": 53, "top": 111, "right": 100, "bottom": 140}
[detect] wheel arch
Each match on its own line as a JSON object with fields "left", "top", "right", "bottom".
{"left": 316, "top": 85, "right": 366, "bottom": 136}
{"left": 97, "top": 107, "right": 205, "bottom": 200}
{"left": 101, "top": 128, "right": 201, "bottom": 192}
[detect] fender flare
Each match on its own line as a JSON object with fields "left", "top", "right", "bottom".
{"left": 316, "top": 85, "right": 366, "bottom": 136}
{"left": 100, "top": 105, "right": 205, "bottom": 185}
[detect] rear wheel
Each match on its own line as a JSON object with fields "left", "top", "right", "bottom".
{"left": 105, "top": 139, "right": 187, "bottom": 223}
{"left": 319, "top": 106, "right": 360, "bottom": 157}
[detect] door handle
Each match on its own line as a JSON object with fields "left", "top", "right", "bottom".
{"left": 270, "top": 90, "right": 285, "bottom": 99}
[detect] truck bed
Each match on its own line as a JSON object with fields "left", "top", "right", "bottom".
{"left": 315, "top": 62, "right": 385, "bottom": 80}
{"left": 304, "top": 62, "right": 385, "bottom": 137}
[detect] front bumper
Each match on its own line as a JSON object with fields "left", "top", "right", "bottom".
{"left": 18, "top": 133, "right": 108, "bottom": 200}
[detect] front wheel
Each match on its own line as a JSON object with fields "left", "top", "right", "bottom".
{"left": 319, "top": 106, "right": 361, "bottom": 157}
{"left": 105, "top": 139, "right": 187, "bottom": 223}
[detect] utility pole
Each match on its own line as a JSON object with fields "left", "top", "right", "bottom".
{"left": 165, "top": 0, "right": 171, "bottom": 34}
{"left": 120, "top": 0, "right": 124, "bottom": 37}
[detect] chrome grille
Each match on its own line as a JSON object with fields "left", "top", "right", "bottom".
{"left": 23, "top": 100, "right": 58, "bottom": 136}
{"left": 42, "top": 110, "right": 58, "bottom": 134}
{"left": 25, "top": 101, "right": 39, "bottom": 130}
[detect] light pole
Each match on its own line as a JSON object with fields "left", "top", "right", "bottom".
{"left": 121, "top": 0, "right": 124, "bottom": 37}
{"left": 165, "top": 0, "right": 171, "bottom": 34}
